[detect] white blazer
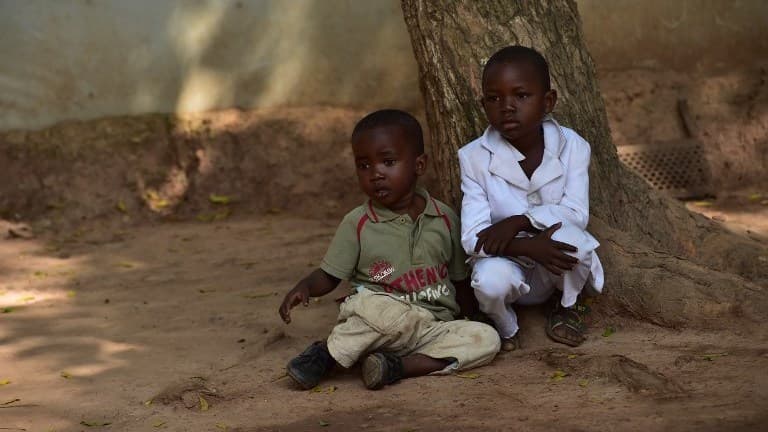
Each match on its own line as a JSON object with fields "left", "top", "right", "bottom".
{"left": 458, "top": 116, "right": 600, "bottom": 259}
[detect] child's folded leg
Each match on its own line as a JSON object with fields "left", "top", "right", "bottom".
{"left": 470, "top": 257, "right": 530, "bottom": 339}
{"left": 533, "top": 224, "right": 603, "bottom": 346}
{"left": 326, "top": 289, "right": 500, "bottom": 389}
{"left": 361, "top": 316, "right": 500, "bottom": 390}
{"left": 411, "top": 319, "right": 501, "bottom": 374}
{"left": 548, "top": 224, "right": 604, "bottom": 307}
{"left": 326, "top": 289, "right": 424, "bottom": 368}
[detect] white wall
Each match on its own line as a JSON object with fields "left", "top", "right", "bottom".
{"left": 0, "top": 0, "right": 419, "bottom": 131}
{"left": 1, "top": 0, "right": 766, "bottom": 131}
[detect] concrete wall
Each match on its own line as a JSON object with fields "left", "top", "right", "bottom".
{"left": 579, "top": 0, "right": 768, "bottom": 72}
{"left": 1, "top": 0, "right": 766, "bottom": 131}
{"left": 0, "top": 0, "right": 419, "bottom": 131}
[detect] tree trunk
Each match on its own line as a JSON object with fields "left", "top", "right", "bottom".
{"left": 401, "top": 0, "right": 767, "bottom": 328}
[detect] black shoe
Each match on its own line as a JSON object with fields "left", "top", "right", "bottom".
{"left": 361, "top": 352, "right": 404, "bottom": 390}
{"left": 286, "top": 341, "right": 335, "bottom": 390}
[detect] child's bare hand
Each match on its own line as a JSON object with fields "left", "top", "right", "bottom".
{"left": 525, "top": 222, "right": 579, "bottom": 275}
{"left": 475, "top": 215, "right": 532, "bottom": 256}
{"left": 278, "top": 285, "right": 310, "bottom": 324}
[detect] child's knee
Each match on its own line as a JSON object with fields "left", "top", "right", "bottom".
{"left": 454, "top": 322, "right": 501, "bottom": 368}
{"left": 473, "top": 322, "right": 502, "bottom": 355}
{"left": 551, "top": 225, "right": 593, "bottom": 260}
{"left": 471, "top": 257, "right": 525, "bottom": 300}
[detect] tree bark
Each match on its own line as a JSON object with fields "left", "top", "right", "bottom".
{"left": 401, "top": 0, "right": 767, "bottom": 328}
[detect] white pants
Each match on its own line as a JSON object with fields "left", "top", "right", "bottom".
{"left": 470, "top": 225, "right": 604, "bottom": 339}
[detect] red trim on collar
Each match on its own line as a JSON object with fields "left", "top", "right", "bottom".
{"left": 356, "top": 213, "right": 370, "bottom": 242}
{"left": 367, "top": 200, "right": 379, "bottom": 223}
{"left": 430, "top": 197, "right": 451, "bottom": 231}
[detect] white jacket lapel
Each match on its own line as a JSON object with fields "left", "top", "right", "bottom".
{"left": 529, "top": 117, "right": 566, "bottom": 192}
{"left": 481, "top": 127, "right": 530, "bottom": 190}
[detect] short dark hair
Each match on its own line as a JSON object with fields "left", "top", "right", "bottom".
{"left": 482, "top": 45, "right": 551, "bottom": 90}
{"left": 351, "top": 109, "right": 424, "bottom": 155}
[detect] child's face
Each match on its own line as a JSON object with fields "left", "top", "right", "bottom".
{"left": 352, "top": 126, "right": 426, "bottom": 210}
{"left": 482, "top": 61, "right": 556, "bottom": 145}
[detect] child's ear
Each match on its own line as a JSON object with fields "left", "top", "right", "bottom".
{"left": 544, "top": 89, "right": 558, "bottom": 114}
{"left": 415, "top": 153, "right": 428, "bottom": 176}
{"left": 544, "top": 89, "right": 557, "bottom": 114}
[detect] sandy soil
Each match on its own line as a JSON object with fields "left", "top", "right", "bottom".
{"left": 1, "top": 209, "right": 767, "bottom": 432}
{"left": 1, "top": 66, "right": 767, "bottom": 432}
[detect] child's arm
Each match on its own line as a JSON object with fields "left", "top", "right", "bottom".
{"left": 458, "top": 150, "right": 494, "bottom": 256}
{"left": 453, "top": 277, "right": 478, "bottom": 318}
{"left": 278, "top": 209, "right": 360, "bottom": 323}
{"left": 500, "top": 222, "right": 578, "bottom": 275}
{"left": 473, "top": 214, "right": 537, "bottom": 257}
{"left": 278, "top": 269, "right": 341, "bottom": 324}
{"left": 524, "top": 136, "right": 592, "bottom": 231}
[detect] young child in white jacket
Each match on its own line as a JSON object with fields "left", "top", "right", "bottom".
{"left": 459, "top": 45, "right": 604, "bottom": 350}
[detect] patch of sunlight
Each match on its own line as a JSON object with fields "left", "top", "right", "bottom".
{"left": 0, "top": 284, "right": 84, "bottom": 307}
{"left": 168, "top": 0, "right": 227, "bottom": 63}
{"left": 6, "top": 336, "right": 141, "bottom": 378}
{"left": 175, "top": 68, "right": 233, "bottom": 112}
{"left": 0, "top": 240, "right": 89, "bottom": 293}
{"left": 245, "top": 2, "right": 313, "bottom": 107}
{"left": 168, "top": 0, "right": 230, "bottom": 112}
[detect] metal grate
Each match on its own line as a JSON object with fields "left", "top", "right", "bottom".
{"left": 617, "top": 139, "right": 712, "bottom": 198}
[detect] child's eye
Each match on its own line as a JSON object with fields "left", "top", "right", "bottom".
{"left": 357, "top": 162, "right": 370, "bottom": 170}
{"left": 517, "top": 93, "right": 530, "bottom": 100}
{"left": 484, "top": 95, "right": 500, "bottom": 103}
{"left": 383, "top": 159, "right": 397, "bottom": 167}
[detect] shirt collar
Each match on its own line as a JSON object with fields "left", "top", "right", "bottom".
{"left": 364, "top": 187, "right": 440, "bottom": 222}
{"left": 478, "top": 115, "right": 567, "bottom": 191}
{"left": 480, "top": 114, "right": 566, "bottom": 158}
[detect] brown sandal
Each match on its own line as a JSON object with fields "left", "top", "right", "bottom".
{"left": 501, "top": 332, "right": 522, "bottom": 351}
{"left": 546, "top": 304, "right": 586, "bottom": 347}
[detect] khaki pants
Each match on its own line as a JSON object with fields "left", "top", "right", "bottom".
{"left": 327, "top": 289, "right": 501, "bottom": 372}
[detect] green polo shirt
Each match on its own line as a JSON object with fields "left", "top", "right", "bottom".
{"left": 320, "top": 188, "right": 469, "bottom": 322}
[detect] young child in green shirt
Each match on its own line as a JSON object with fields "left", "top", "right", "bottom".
{"left": 279, "top": 109, "right": 500, "bottom": 390}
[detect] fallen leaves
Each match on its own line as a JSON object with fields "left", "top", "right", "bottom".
{"left": 702, "top": 352, "right": 729, "bottom": 361}
{"left": 2, "top": 307, "right": 14, "bottom": 314}
{"left": 550, "top": 370, "right": 569, "bottom": 382}
{"left": 196, "top": 208, "right": 231, "bottom": 223}
{"left": 318, "top": 420, "right": 330, "bottom": 427}
{"left": 199, "top": 395, "right": 209, "bottom": 411}
{"left": 242, "top": 292, "right": 276, "bottom": 299}
{"left": 116, "top": 200, "right": 128, "bottom": 213}
{"left": 209, "top": 194, "right": 233, "bottom": 205}
{"left": 455, "top": 372, "right": 480, "bottom": 379}
{"left": 60, "top": 371, "right": 72, "bottom": 379}
{"left": 602, "top": 326, "right": 615, "bottom": 337}
{"left": 310, "top": 385, "right": 337, "bottom": 394}
{"left": 145, "top": 190, "right": 171, "bottom": 210}
{"left": 0, "top": 379, "right": 10, "bottom": 386}
{"left": 153, "top": 420, "right": 166, "bottom": 428}
{"left": 80, "top": 420, "right": 112, "bottom": 427}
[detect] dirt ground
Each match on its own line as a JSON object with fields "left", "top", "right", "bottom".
{"left": 2, "top": 67, "right": 768, "bottom": 431}
{"left": 1, "top": 200, "right": 767, "bottom": 432}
